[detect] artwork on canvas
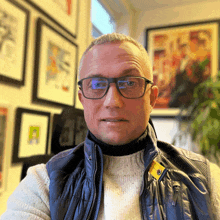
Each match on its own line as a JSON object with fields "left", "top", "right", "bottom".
{"left": 146, "top": 21, "right": 219, "bottom": 113}
{"left": 33, "top": 18, "right": 78, "bottom": 107}
{"left": 53, "top": 0, "right": 72, "bottom": 15}
{"left": 0, "top": 0, "right": 29, "bottom": 85}
{"left": 51, "top": 108, "right": 87, "bottom": 154}
{"left": 12, "top": 108, "right": 50, "bottom": 163}
{"left": 46, "top": 42, "right": 71, "bottom": 92}
{"left": 0, "top": 9, "right": 17, "bottom": 70}
{"left": 26, "top": 0, "right": 78, "bottom": 38}
{"left": 59, "top": 118, "right": 75, "bottom": 146}
{"left": 28, "top": 126, "right": 40, "bottom": 145}
{"left": 75, "top": 115, "right": 87, "bottom": 145}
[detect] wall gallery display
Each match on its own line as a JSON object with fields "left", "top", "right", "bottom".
{"left": 146, "top": 20, "right": 219, "bottom": 115}
{"left": 33, "top": 18, "right": 78, "bottom": 107}
{"left": 26, "top": 0, "right": 79, "bottom": 38}
{"left": 0, "top": 0, "right": 29, "bottom": 86}
{"left": 0, "top": 104, "right": 10, "bottom": 193}
{"left": 12, "top": 108, "right": 51, "bottom": 163}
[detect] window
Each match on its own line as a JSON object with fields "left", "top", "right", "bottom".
{"left": 91, "top": 0, "right": 116, "bottom": 38}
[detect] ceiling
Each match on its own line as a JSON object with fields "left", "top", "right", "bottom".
{"left": 127, "top": 0, "right": 213, "bottom": 11}
{"left": 103, "top": 0, "right": 214, "bottom": 18}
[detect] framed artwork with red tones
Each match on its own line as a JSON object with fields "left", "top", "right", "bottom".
{"left": 26, "top": 0, "right": 79, "bottom": 38}
{"left": 146, "top": 20, "right": 219, "bottom": 115}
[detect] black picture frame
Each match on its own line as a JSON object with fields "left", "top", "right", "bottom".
{"left": 12, "top": 108, "right": 51, "bottom": 163}
{"left": 146, "top": 19, "right": 220, "bottom": 115}
{"left": 33, "top": 18, "right": 78, "bottom": 107}
{"left": 51, "top": 107, "right": 87, "bottom": 154}
{"left": 25, "top": 0, "right": 79, "bottom": 38}
{"left": 0, "top": 0, "right": 29, "bottom": 86}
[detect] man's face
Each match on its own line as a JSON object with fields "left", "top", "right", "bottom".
{"left": 78, "top": 42, "right": 158, "bottom": 145}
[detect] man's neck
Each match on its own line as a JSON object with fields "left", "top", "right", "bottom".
{"left": 88, "top": 129, "right": 148, "bottom": 156}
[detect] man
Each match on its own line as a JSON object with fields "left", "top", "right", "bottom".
{"left": 1, "top": 33, "right": 220, "bottom": 219}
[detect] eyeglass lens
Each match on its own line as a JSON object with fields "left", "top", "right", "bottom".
{"left": 82, "top": 77, "right": 146, "bottom": 99}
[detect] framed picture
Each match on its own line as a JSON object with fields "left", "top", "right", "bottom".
{"left": 26, "top": 0, "right": 79, "bottom": 38}
{"left": 146, "top": 20, "right": 219, "bottom": 115}
{"left": 33, "top": 18, "right": 78, "bottom": 107}
{"left": 151, "top": 115, "right": 191, "bottom": 151}
{"left": 12, "top": 108, "right": 51, "bottom": 163}
{"left": 0, "top": 0, "right": 29, "bottom": 86}
{"left": 0, "top": 103, "right": 11, "bottom": 193}
{"left": 74, "top": 109, "right": 87, "bottom": 145}
{"left": 51, "top": 108, "right": 87, "bottom": 154}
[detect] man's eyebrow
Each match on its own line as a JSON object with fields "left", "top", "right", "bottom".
{"left": 87, "top": 69, "right": 140, "bottom": 78}
{"left": 87, "top": 73, "right": 104, "bottom": 78}
{"left": 120, "top": 68, "right": 139, "bottom": 76}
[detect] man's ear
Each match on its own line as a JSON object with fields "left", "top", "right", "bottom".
{"left": 150, "top": 85, "right": 159, "bottom": 110}
{"left": 78, "top": 89, "right": 84, "bottom": 106}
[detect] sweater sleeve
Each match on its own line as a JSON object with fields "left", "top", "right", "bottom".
{"left": 210, "top": 162, "right": 220, "bottom": 220}
{"left": 1, "top": 164, "right": 50, "bottom": 220}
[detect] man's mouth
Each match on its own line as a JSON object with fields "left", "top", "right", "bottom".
{"left": 101, "top": 118, "right": 128, "bottom": 122}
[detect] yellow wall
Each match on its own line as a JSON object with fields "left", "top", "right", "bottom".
{"left": 0, "top": 0, "right": 91, "bottom": 214}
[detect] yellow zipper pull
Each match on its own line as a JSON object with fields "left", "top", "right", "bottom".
{"left": 148, "top": 160, "right": 167, "bottom": 181}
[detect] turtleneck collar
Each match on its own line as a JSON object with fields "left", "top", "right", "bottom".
{"left": 88, "top": 128, "right": 148, "bottom": 156}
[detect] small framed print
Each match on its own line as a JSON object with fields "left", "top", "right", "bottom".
{"left": 12, "top": 108, "right": 51, "bottom": 163}
{"left": 33, "top": 18, "right": 78, "bottom": 107}
{"left": 74, "top": 109, "right": 87, "bottom": 146}
{"left": 51, "top": 107, "right": 87, "bottom": 154}
{"left": 0, "top": 103, "right": 11, "bottom": 193}
{"left": 146, "top": 19, "right": 219, "bottom": 115}
{"left": 26, "top": 0, "right": 79, "bottom": 38}
{"left": 0, "top": 0, "right": 29, "bottom": 86}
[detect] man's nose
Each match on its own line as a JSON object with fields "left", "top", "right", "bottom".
{"left": 103, "top": 83, "right": 124, "bottom": 108}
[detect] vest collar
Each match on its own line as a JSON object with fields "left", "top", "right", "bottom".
{"left": 84, "top": 123, "right": 159, "bottom": 170}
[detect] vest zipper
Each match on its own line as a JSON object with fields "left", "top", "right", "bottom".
{"left": 140, "top": 153, "right": 158, "bottom": 220}
{"left": 172, "top": 181, "right": 180, "bottom": 206}
{"left": 140, "top": 172, "right": 146, "bottom": 220}
{"left": 87, "top": 147, "right": 97, "bottom": 220}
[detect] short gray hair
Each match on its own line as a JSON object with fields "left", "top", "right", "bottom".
{"left": 78, "top": 33, "right": 152, "bottom": 80}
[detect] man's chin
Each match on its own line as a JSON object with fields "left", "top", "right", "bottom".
{"left": 98, "top": 133, "right": 135, "bottom": 146}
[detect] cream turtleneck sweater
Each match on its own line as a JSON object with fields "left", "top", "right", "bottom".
{"left": 1, "top": 153, "right": 220, "bottom": 219}
{"left": 97, "top": 150, "right": 145, "bottom": 220}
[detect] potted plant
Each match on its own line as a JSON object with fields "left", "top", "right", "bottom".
{"left": 172, "top": 71, "right": 220, "bottom": 165}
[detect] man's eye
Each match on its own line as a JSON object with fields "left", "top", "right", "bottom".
{"left": 118, "top": 80, "right": 135, "bottom": 88}
{"left": 127, "top": 81, "right": 135, "bottom": 86}
{"left": 91, "top": 81, "right": 107, "bottom": 89}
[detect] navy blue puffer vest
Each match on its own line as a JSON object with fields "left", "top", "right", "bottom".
{"left": 46, "top": 125, "right": 214, "bottom": 220}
